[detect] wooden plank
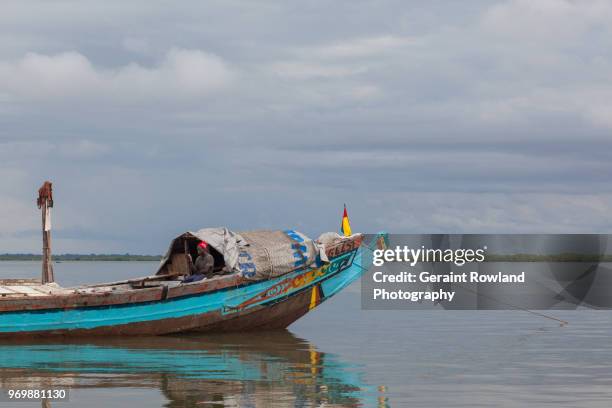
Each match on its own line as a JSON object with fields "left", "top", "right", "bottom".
{"left": 8, "top": 286, "right": 49, "bottom": 296}
{"left": 0, "top": 287, "right": 19, "bottom": 295}
{"left": 0, "top": 279, "right": 41, "bottom": 285}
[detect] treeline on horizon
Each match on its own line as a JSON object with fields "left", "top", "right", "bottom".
{"left": 0, "top": 254, "right": 163, "bottom": 261}
{"left": 485, "top": 253, "right": 612, "bottom": 262}
{"left": 2, "top": 253, "right": 612, "bottom": 262}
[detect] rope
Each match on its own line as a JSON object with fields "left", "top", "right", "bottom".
{"left": 450, "top": 281, "right": 568, "bottom": 326}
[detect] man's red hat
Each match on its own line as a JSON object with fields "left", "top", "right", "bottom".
{"left": 198, "top": 241, "right": 208, "bottom": 250}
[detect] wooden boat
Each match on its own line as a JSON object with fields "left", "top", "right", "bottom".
{"left": 0, "top": 182, "right": 382, "bottom": 338}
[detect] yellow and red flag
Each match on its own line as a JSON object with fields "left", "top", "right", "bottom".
{"left": 340, "top": 204, "right": 352, "bottom": 236}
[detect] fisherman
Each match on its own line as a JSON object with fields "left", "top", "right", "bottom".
{"left": 186, "top": 241, "right": 215, "bottom": 282}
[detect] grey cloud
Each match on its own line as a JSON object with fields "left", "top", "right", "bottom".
{"left": 0, "top": 49, "right": 233, "bottom": 102}
{"left": 1, "top": 0, "right": 612, "bottom": 253}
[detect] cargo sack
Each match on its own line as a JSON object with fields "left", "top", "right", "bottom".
{"left": 237, "top": 229, "right": 318, "bottom": 280}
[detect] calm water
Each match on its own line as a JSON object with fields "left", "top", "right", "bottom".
{"left": 2, "top": 262, "right": 612, "bottom": 407}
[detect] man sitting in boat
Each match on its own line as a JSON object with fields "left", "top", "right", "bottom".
{"left": 186, "top": 241, "right": 215, "bottom": 282}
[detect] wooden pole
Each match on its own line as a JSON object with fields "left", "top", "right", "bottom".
{"left": 38, "top": 181, "right": 54, "bottom": 284}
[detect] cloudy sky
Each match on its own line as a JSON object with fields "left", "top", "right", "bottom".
{"left": 2, "top": 0, "right": 612, "bottom": 254}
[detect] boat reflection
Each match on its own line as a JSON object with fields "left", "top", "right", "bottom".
{"left": 0, "top": 331, "right": 374, "bottom": 407}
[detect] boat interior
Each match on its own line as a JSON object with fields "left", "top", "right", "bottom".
{"left": 0, "top": 235, "right": 235, "bottom": 299}
{"left": 0, "top": 271, "right": 235, "bottom": 300}
{"left": 162, "top": 235, "right": 227, "bottom": 277}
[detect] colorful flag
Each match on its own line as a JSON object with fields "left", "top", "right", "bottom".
{"left": 341, "top": 204, "right": 352, "bottom": 236}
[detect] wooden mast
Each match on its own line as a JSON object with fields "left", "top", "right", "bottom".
{"left": 37, "top": 181, "right": 54, "bottom": 284}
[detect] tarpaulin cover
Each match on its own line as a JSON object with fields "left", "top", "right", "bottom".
{"left": 157, "top": 227, "right": 320, "bottom": 281}
{"left": 238, "top": 230, "right": 318, "bottom": 280}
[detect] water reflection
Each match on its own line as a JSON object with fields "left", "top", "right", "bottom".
{"left": 0, "top": 331, "right": 376, "bottom": 407}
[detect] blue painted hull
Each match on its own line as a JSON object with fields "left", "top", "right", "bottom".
{"left": 0, "top": 244, "right": 368, "bottom": 336}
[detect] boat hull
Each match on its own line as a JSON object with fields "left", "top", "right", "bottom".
{"left": 0, "top": 238, "right": 369, "bottom": 338}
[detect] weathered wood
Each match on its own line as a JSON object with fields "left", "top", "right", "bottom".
{"left": 38, "top": 181, "right": 54, "bottom": 284}
{"left": 167, "top": 253, "right": 190, "bottom": 276}
{"left": 41, "top": 204, "right": 54, "bottom": 284}
{"left": 0, "top": 279, "right": 41, "bottom": 285}
{"left": 0, "top": 274, "right": 245, "bottom": 312}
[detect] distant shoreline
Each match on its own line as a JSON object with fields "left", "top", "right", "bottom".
{"left": 2, "top": 253, "right": 612, "bottom": 262}
{"left": 485, "top": 254, "right": 612, "bottom": 262}
{"left": 0, "top": 254, "right": 163, "bottom": 261}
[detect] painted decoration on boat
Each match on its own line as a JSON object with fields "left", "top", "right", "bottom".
{"left": 227, "top": 249, "right": 357, "bottom": 314}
